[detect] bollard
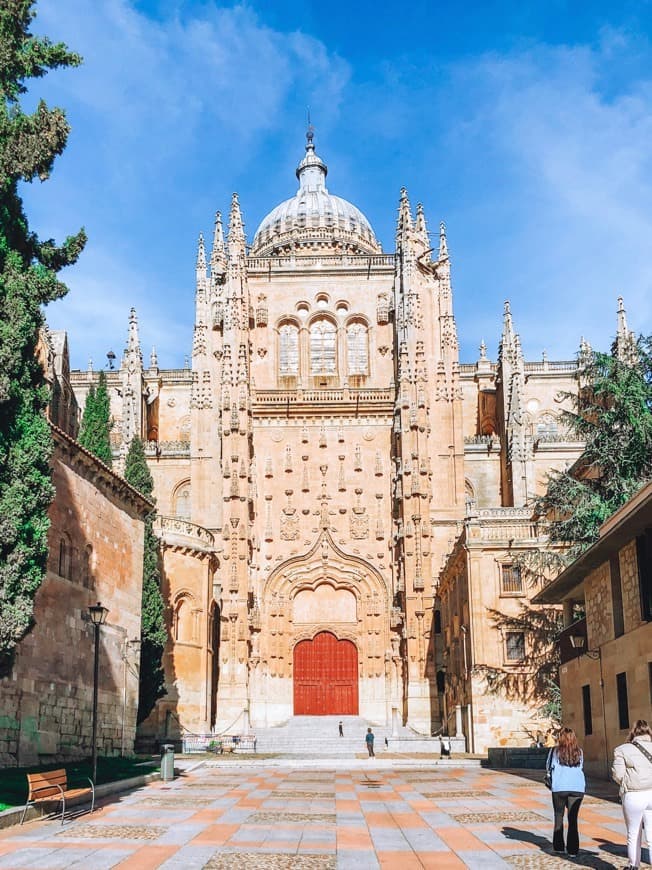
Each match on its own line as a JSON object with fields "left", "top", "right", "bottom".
{"left": 160, "top": 743, "right": 175, "bottom": 781}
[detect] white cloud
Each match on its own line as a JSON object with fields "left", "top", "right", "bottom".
{"left": 444, "top": 36, "right": 652, "bottom": 357}
{"left": 27, "top": 0, "right": 350, "bottom": 368}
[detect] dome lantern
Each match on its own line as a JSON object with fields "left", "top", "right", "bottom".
{"left": 251, "top": 129, "right": 381, "bottom": 257}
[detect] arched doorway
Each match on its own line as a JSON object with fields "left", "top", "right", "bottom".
{"left": 293, "top": 632, "right": 358, "bottom": 715}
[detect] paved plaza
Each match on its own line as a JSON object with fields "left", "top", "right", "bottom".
{"left": 0, "top": 760, "right": 638, "bottom": 869}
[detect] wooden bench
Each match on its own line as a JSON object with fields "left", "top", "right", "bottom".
{"left": 21, "top": 769, "right": 95, "bottom": 825}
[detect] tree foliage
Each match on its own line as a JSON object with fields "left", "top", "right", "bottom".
{"left": 474, "top": 603, "right": 563, "bottom": 710}
{"left": 478, "top": 336, "right": 652, "bottom": 717}
{"left": 78, "top": 369, "right": 113, "bottom": 466}
{"left": 123, "top": 436, "right": 167, "bottom": 724}
{"left": 0, "top": 1, "right": 85, "bottom": 675}
{"left": 536, "top": 337, "right": 652, "bottom": 556}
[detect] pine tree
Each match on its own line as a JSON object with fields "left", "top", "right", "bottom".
{"left": 78, "top": 369, "right": 113, "bottom": 466}
{"left": 0, "top": 1, "right": 85, "bottom": 675}
{"left": 123, "top": 436, "right": 167, "bottom": 723}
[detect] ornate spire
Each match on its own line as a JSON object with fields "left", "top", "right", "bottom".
{"left": 414, "top": 203, "right": 429, "bottom": 249}
{"left": 296, "top": 124, "right": 328, "bottom": 192}
{"left": 498, "top": 300, "right": 517, "bottom": 369}
{"left": 196, "top": 232, "right": 206, "bottom": 276}
{"left": 150, "top": 346, "right": 158, "bottom": 369}
{"left": 396, "top": 187, "right": 413, "bottom": 239}
{"left": 438, "top": 221, "right": 449, "bottom": 261}
{"left": 210, "top": 210, "right": 226, "bottom": 271}
{"left": 228, "top": 192, "right": 246, "bottom": 246}
{"left": 125, "top": 307, "right": 141, "bottom": 360}
{"left": 615, "top": 296, "right": 637, "bottom": 364}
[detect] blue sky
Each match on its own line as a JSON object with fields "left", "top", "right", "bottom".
{"left": 24, "top": 0, "right": 652, "bottom": 369}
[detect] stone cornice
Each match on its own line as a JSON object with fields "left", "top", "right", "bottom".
{"left": 50, "top": 423, "right": 154, "bottom": 518}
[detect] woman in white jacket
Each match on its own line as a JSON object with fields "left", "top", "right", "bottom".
{"left": 612, "top": 719, "right": 652, "bottom": 870}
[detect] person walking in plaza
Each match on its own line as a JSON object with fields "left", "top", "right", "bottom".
{"left": 338, "top": 721, "right": 343, "bottom": 737}
{"left": 612, "top": 719, "right": 652, "bottom": 870}
{"left": 547, "top": 726, "right": 585, "bottom": 857}
{"left": 365, "top": 727, "right": 375, "bottom": 757}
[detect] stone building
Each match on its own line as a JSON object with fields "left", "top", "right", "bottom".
{"left": 66, "top": 131, "right": 619, "bottom": 744}
{"left": 534, "top": 480, "right": 652, "bottom": 777}
{"left": 0, "top": 331, "right": 152, "bottom": 767}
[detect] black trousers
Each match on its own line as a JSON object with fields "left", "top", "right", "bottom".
{"left": 552, "top": 791, "right": 583, "bottom": 854}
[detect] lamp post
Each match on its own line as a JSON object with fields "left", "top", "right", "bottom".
{"left": 88, "top": 602, "right": 108, "bottom": 785}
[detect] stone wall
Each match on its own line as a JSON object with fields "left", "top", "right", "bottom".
{"left": 585, "top": 562, "right": 613, "bottom": 648}
{"left": 0, "top": 428, "right": 150, "bottom": 767}
{"left": 620, "top": 539, "right": 643, "bottom": 634}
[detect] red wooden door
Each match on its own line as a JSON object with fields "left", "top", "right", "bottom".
{"left": 293, "top": 632, "right": 358, "bottom": 715}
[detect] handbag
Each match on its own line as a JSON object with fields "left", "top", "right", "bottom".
{"left": 544, "top": 750, "right": 553, "bottom": 790}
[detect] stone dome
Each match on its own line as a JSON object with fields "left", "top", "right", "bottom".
{"left": 251, "top": 130, "right": 381, "bottom": 257}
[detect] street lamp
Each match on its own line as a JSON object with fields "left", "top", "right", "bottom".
{"left": 88, "top": 602, "right": 108, "bottom": 785}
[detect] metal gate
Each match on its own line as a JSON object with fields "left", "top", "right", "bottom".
{"left": 293, "top": 632, "right": 358, "bottom": 715}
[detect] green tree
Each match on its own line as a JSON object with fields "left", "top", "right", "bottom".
{"left": 123, "top": 436, "right": 167, "bottom": 723}
{"left": 78, "top": 369, "right": 113, "bottom": 466}
{"left": 537, "top": 336, "right": 652, "bottom": 556}
{"left": 476, "top": 335, "right": 652, "bottom": 718}
{"left": 0, "top": 1, "right": 85, "bottom": 675}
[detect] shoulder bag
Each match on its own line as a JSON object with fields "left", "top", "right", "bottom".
{"left": 633, "top": 740, "right": 652, "bottom": 766}
{"left": 544, "top": 750, "right": 554, "bottom": 790}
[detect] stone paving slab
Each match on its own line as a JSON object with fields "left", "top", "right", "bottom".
{"left": 0, "top": 762, "right": 635, "bottom": 868}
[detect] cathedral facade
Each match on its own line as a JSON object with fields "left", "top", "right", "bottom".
{"left": 69, "top": 132, "right": 604, "bottom": 746}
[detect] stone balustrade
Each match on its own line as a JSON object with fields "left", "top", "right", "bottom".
{"left": 153, "top": 515, "right": 215, "bottom": 550}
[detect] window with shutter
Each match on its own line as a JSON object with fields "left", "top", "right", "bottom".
{"left": 347, "top": 322, "right": 368, "bottom": 375}
{"left": 310, "top": 319, "right": 337, "bottom": 374}
{"left": 279, "top": 324, "right": 299, "bottom": 376}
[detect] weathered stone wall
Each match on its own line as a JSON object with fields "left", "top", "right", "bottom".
{"left": 585, "top": 561, "right": 613, "bottom": 648}
{"left": 0, "top": 432, "right": 148, "bottom": 767}
{"left": 620, "top": 539, "right": 643, "bottom": 634}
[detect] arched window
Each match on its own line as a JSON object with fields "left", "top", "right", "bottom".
{"left": 173, "top": 480, "right": 191, "bottom": 520}
{"left": 178, "top": 416, "right": 191, "bottom": 443}
{"left": 82, "top": 544, "right": 93, "bottom": 589}
{"left": 174, "top": 595, "right": 195, "bottom": 643}
{"left": 537, "top": 413, "right": 559, "bottom": 440}
{"left": 279, "top": 323, "right": 299, "bottom": 376}
{"left": 58, "top": 534, "right": 71, "bottom": 580}
{"left": 346, "top": 322, "right": 368, "bottom": 376}
{"left": 310, "top": 319, "right": 337, "bottom": 375}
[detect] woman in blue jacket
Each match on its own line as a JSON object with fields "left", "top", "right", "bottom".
{"left": 547, "top": 726, "right": 586, "bottom": 856}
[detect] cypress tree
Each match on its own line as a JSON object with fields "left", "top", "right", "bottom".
{"left": 0, "top": 1, "right": 85, "bottom": 675}
{"left": 123, "top": 436, "right": 167, "bottom": 723}
{"left": 78, "top": 369, "right": 113, "bottom": 466}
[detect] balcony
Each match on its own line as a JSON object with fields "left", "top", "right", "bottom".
{"left": 153, "top": 515, "right": 216, "bottom": 555}
{"left": 557, "top": 617, "right": 588, "bottom": 664}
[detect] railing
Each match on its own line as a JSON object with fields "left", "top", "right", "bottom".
{"left": 245, "top": 253, "right": 395, "bottom": 271}
{"left": 467, "top": 507, "right": 543, "bottom": 542}
{"left": 535, "top": 432, "right": 583, "bottom": 444}
{"left": 144, "top": 440, "right": 190, "bottom": 457}
{"left": 525, "top": 360, "right": 577, "bottom": 374}
{"left": 464, "top": 435, "right": 496, "bottom": 445}
{"left": 253, "top": 388, "right": 393, "bottom": 404}
{"left": 154, "top": 515, "right": 215, "bottom": 548}
{"left": 182, "top": 734, "right": 257, "bottom": 754}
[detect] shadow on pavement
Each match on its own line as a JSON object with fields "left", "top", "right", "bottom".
{"left": 501, "top": 826, "right": 619, "bottom": 868}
